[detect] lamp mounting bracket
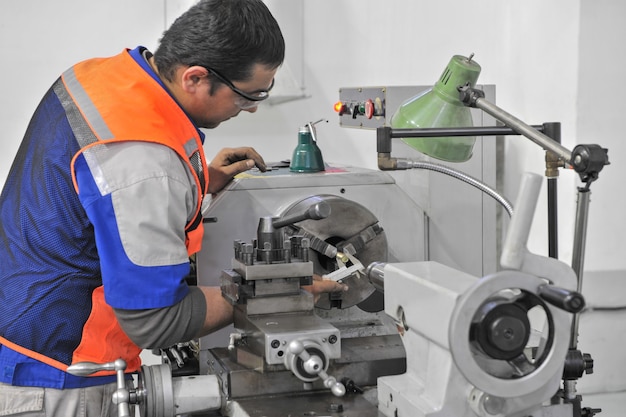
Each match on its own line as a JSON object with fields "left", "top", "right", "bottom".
{"left": 457, "top": 83, "right": 610, "bottom": 185}
{"left": 571, "top": 144, "right": 610, "bottom": 185}
{"left": 458, "top": 83, "right": 485, "bottom": 107}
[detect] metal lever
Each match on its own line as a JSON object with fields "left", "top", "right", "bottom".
{"left": 538, "top": 284, "right": 585, "bottom": 313}
{"left": 287, "top": 340, "right": 346, "bottom": 397}
{"left": 272, "top": 201, "right": 330, "bottom": 229}
{"left": 67, "top": 359, "right": 131, "bottom": 417}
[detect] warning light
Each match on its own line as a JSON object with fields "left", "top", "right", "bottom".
{"left": 334, "top": 101, "right": 346, "bottom": 115}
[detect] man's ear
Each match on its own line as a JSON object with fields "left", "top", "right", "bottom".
{"left": 181, "top": 65, "right": 209, "bottom": 93}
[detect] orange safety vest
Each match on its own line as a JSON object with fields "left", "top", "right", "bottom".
{"left": 0, "top": 49, "right": 209, "bottom": 376}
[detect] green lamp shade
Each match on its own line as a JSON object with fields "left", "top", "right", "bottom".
{"left": 391, "top": 54, "right": 481, "bottom": 162}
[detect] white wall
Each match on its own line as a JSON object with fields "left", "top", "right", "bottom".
{"left": 0, "top": 0, "right": 168, "bottom": 182}
{"left": 212, "top": 0, "right": 625, "bottom": 274}
{"left": 211, "top": 0, "right": 585, "bottom": 265}
{"left": 577, "top": 0, "right": 625, "bottom": 271}
{"left": 1, "top": 0, "right": 625, "bottom": 410}
{"left": 1, "top": 0, "right": 613, "bottom": 268}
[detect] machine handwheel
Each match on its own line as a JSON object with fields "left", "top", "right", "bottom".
{"left": 284, "top": 340, "right": 329, "bottom": 382}
{"left": 449, "top": 271, "right": 571, "bottom": 398}
{"left": 469, "top": 290, "right": 554, "bottom": 379}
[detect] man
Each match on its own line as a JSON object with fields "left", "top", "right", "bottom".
{"left": 0, "top": 0, "right": 345, "bottom": 415}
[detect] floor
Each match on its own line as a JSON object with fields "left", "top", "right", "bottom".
{"left": 583, "top": 392, "right": 626, "bottom": 417}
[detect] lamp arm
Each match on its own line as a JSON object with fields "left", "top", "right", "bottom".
{"left": 458, "top": 84, "right": 609, "bottom": 184}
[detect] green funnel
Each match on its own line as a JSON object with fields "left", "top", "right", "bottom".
{"left": 391, "top": 54, "right": 481, "bottom": 162}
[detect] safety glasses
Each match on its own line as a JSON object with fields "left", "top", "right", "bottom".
{"left": 204, "top": 67, "right": 274, "bottom": 109}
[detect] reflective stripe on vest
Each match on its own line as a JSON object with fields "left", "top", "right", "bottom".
{"left": 62, "top": 51, "right": 208, "bottom": 254}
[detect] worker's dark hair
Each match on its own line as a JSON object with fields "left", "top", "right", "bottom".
{"left": 154, "top": 0, "right": 285, "bottom": 83}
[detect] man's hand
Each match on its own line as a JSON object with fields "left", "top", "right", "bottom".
{"left": 303, "top": 274, "right": 349, "bottom": 303}
{"left": 207, "top": 147, "right": 267, "bottom": 193}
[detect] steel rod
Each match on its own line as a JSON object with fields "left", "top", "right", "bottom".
{"left": 570, "top": 188, "right": 590, "bottom": 350}
{"left": 547, "top": 179, "right": 559, "bottom": 258}
{"left": 388, "top": 125, "right": 545, "bottom": 138}
{"left": 473, "top": 97, "right": 573, "bottom": 164}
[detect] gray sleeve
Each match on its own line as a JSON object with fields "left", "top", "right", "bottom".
{"left": 114, "top": 286, "right": 207, "bottom": 349}
{"left": 85, "top": 141, "right": 198, "bottom": 268}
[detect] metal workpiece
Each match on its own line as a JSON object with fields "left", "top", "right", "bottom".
{"left": 365, "top": 261, "right": 386, "bottom": 293}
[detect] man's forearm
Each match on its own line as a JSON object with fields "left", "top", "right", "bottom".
{"left": 115, "top": 286, "right": 207, "bottom": 349}
{"left": 196, "top": 286, "right": 234, "bottom": 336}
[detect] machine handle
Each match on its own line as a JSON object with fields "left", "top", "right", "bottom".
{"left": 538, "top": 284, "right": 585, "bottom": 313}
{"left": 287, "top": 340, "right": 346, "bottom": 397}
{"left": 67, "top": 359, "right": 131, "bottom": 417}
{"left": 66, "top": 360, "right": 118, "bottom": 376}
{"left": 272, "top": 201, "right": 331, "bottom": 229}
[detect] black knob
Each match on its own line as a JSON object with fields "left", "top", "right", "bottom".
{"left": 538, "top": 285, "right": 585, "bottom": 313}
{"left": 563, "top": 349, "right": 594, "bottom": 380}
{"left": 471, "top": 300, "right": 531, "bottom": 361}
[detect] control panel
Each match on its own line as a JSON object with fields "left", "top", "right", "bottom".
{"left": 335, "top": 87, "right": 387, "bottom": 129}
{"left": 335, "top": 86, "right": 436, "bottom": 130}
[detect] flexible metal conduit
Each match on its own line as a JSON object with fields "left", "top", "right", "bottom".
{"left": 407, "top": 160, "right": 514, "bottom": 218}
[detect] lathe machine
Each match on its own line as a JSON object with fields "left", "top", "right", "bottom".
{"left": 69, "top": 163, "right": 594, "bottom": 417}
